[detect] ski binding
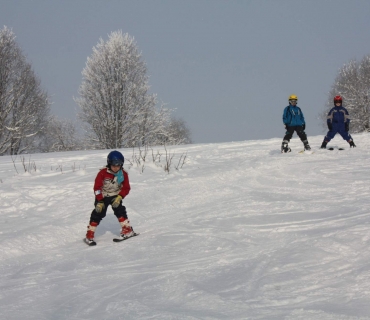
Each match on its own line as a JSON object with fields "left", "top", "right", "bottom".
{"left": 84, "top": 238, "right": 97, "bottom": 246}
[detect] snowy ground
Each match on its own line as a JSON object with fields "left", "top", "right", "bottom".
{"left": 1, "top": 134, "right": 370, "bottom": 320}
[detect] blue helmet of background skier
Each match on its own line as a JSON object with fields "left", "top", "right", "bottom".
{"left": 320, "top": 95, "right": 356, "bottom": 149}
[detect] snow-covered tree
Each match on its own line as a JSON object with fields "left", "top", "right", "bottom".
{"left": 38, "top": 116, "right": 83, "bottom": 152}
{"left": 0, "top": 26, "right": 50, "bottom": 155}
{"left": 162, "top": 116, "right": 192, "bottom": 145}
{"left": 77, "top": 31, "right": 182, "bottom": 149}
{"left": 322, "top": 55, "right": 370, "bottom": 132}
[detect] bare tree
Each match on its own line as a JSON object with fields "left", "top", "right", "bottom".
{"left": 322, "top": 55, "right": 370, "bottom": 133}
{"left": 38, "top": 116, "right": 83, "bottom": 152}
{"left": 0, "top": 26, "right": 50, "bottom": 155}
{"left": 77, "top": 30, "right": 178, "bottom": 149}
{"left": 166, "top": 116, "right": 192, "bottom": 145}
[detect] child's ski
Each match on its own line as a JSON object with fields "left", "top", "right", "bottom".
{"left": 328, "top": 147, "right": 345, "bottom": 151}
{"left": 113, "top": 232, "right": 140, "bottom": 242}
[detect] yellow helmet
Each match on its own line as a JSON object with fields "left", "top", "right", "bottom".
{"left": 289, "top": 94, "right": 298, "bottom": 101}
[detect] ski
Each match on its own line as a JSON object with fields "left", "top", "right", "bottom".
{"left": 327, "top": 147, "right": 345, "bottom": 151}
{"left": 113, "top": 232, "right": 140, "bottom": 242}
{"left": 299, "top": 150, "right": 314, "bottom": 154}
{"left": 84, "top": 238, "right": 97, "bottom": 246}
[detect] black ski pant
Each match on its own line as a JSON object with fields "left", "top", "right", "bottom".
{"left": 90, "top": 195, "right": 128, "bottom": 224}
{"left": 283, "top": 126, "right": 308, "bottom": 143}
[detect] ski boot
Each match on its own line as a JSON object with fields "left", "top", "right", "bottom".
{"left": 303, "top": 141, "right": 311, "bottom": 151}
{"left": 281, "top": 141, "right": 291, "bottom": 153}
{"left": 117, "top": 218, "right": 135, "bottom": 240}
{"left": 320, "top": 140, "right": 328, "bottom": 149}
{"left": 349, "top": 140, "right": 356, "bottom": 148}
{"left": 85, "top": 222, "right": 98, "bottom": 246}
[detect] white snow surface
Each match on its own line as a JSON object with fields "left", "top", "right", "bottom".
{"left": 1, "top": 134, "right": 370, "bottom": 320}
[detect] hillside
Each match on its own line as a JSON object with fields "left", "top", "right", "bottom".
{"left": 1, "top": 134, "right": 370, "bottom": 320}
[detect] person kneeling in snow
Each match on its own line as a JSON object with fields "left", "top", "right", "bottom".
{"left": 320, "top": 95, "right": 356, "bottom": 149}
{"left": 85, "top": 150, "right": 134, "bottom": 245}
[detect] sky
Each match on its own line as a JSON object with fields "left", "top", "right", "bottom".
{"left": 1, "top": 0, "right": 370, "bottom": 143}
{"left": 1, "top": 132, "right": 370, "bottom": 319}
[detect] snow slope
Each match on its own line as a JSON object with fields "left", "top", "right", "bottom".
{"left": 1, "top": 134, "right": 370, "bottom": 320}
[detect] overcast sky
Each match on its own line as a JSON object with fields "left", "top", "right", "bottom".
{"left": 2, "top": 0, "right": 370, "bottom": 144}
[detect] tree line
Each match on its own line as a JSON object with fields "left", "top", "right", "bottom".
{"left": 0, "top": 27, "right": 191, "bottom": 155}
{"left": 1, "top": 25, "right": 370, "bottom": 155}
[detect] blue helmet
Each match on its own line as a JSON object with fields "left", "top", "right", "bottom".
{"left": 107, "top": 150, "right": 124, "bottom": 166}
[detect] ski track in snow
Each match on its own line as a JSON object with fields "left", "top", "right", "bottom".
{"left": 1, "top": 135, "right": 370, "bottom": 319}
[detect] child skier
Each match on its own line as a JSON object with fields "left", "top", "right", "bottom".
{"left": 320, "top": 95, "right": 356, "bottom": 149}
{"left": 85, "top": 150, "right": 135, "bottom": 245}
{"left": 281, "top": 94, "right": 311, "bottom": 153}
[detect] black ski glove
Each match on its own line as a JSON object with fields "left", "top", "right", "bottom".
{"left": 302, "top": 124, "right": 306, "bottom": 131}
{"left": 345, "top": 123, "right": 349, "bottom": 132}
{"left": 284, "top": 124, "right": 289, "bottom": 130}
{"left": 327, "top": 122, "right": 333, "bottom": 130}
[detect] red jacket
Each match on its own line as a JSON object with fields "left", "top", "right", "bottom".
{"left": 93, "top": 167, "right": 131, "bottom": 201}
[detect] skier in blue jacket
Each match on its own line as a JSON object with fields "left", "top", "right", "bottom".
{"left": 320, "top": 95, "right": 356, "bottom": 149}
{"left": 281, "top": 94, "right": 311, "bottom": 153}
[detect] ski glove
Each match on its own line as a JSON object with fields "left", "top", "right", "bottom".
{"left": 302, "top": 124, "right": 306, "bottom": 131}
{"left": 284, "top": 124, "right": 289, "bottom": 130}
{"left": 345, "top": 123, "right": 349, "bottom": 132}
{"left": 95, "top": 201, "right": 105, "bottom": 213}
{"left": 111, "top": 195, "right": 122, "bottom": 208}
{"left": 327, "top": 122, "right": 333, "bottom": 130}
